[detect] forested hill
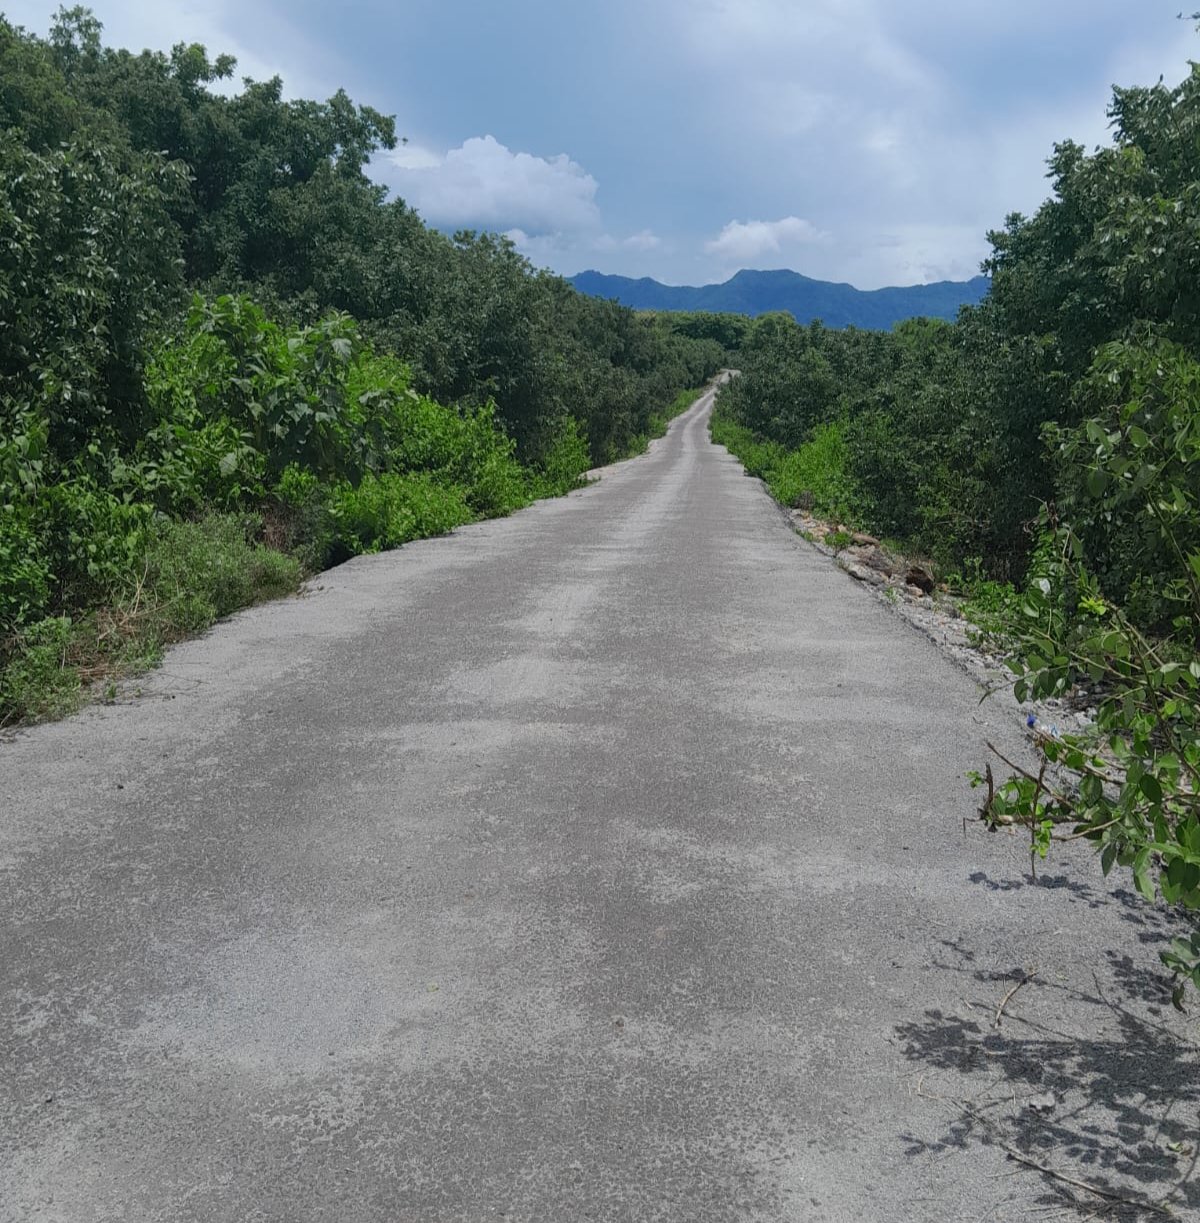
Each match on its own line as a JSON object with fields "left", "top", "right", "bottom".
{"left": 570, "top": 268, "right": 990, "bottom": 328}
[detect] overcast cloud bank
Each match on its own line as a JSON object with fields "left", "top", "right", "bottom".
{"left": 5, "top": 0, "right": 1197, "bottom": 288}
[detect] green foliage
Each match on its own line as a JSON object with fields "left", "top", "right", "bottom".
{"left": 329, "top": 473, "right": 474, "bottom": 554}
{"left": 123, "top": 415, "right": 264, "bottom": 514}
{"left": 137, "top": 513, "right": 300, "bottom": 634}
{"left": 976, "top": 341, "right": 1200, "bottom": 1004}
{"left": 529, "top": 415, "right": 591, "bottom": 498}
{"left": 0, "top": 128, "right": 185, "bottom": 458}
{"left": 0, "top": 505, "right": 50, "bottom": 634}
{"left": 668, "top": 312, "right": 752, "bottom": 353}
{"left": 41, "top": 475, "right": 152, "bottom": 601}
{"left": 951, "top": 559, "right": 1023, "bottom": 644}
{"left": 270, "top": 465, "right": 338, "bottom": 571}
{"left": 711, "top": 412, "right": 862, "bottom": 524}
{"left": 146, "top": 295, "right": 366, "bottom": 481}
{"left": 709, "top": 414, "right": 787, "bottom": 481}
{"left": 718, "top": 314, "right": 1000, "bottom": 568}
{"left": 0, "top": 617, "right": 81, "bottom": 724}
{"left": 1054, "top": 337, "right": 1200, "bottom": 634}
{"left": 763, "top": 421, "right": 858, "bottom": 522}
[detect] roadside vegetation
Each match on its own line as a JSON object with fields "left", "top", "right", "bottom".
{"left": 0, "top": 9, "right": 733, "bottom": 726}
{"left": 714, "top": 60, "right": 1200, "bottom": 1001}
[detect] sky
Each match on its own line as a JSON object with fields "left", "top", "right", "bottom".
{"left": 4, "top": 0, "right": 1198, "bottom": 288}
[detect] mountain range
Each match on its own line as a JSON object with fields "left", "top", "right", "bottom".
{"left": 569, "top": 268, "right": 990, "bottom": 329}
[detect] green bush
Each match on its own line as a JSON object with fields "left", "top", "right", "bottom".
{"left": 0, "top": 506, "right": 51, "bottom": 633}
{"left": 329, "top": 473, "right": 474, "bottom": 554}
{"left": 764, "top": 420, "right": 860, "bottom": 522}
{"left": 462, "top": 445, "right": 531, "bottom": 518}
{"left": 951, "top": 559, "right": 1023, "bottom": 644}
{"left": 270, "top": 465, "right": 339, "bottom": 571}
{"left": 0, "top": 616, "right": 81, "bottom": 724}
{"left": 126, "top": 416, "right": 264, "bottom": 513}
{"left": 138, "top": 514, "right": 301, "bottom": 636}
{"left": 42, "top": 477, "right": 153, "bottom": 602}
{"left": 711, "top": 412, "right": 864, "bottom": 525}
{"left": 530, "top": 416, "right": 590, "bottom": 498}
{"left": 710, "top": 415, "right": 782, "bottom": 479}
{"left": 152, "top": 298, "right": 361, "bottom": 478}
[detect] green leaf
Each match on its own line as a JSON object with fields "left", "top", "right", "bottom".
{"left": 1086, "top": 467, "right": 1108, "bottom": 498}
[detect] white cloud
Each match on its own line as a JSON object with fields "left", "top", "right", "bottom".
{"left": 387, "top": 142, "right": 443, "bottom": 171}
{"left": 827, "top": 223, "right": 989, "bottom": 289}
{"left": 705, "top": 217, "right": 824, "bottom": 263}
{"left": 503, "top": 229, "right": 565, "bottom": 264}
{"left": 382, "top": 135, "right": 600, "bottom": 234}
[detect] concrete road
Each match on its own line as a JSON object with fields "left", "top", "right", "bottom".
{"left": 3, "top": 388, "right": 1197, "bottom": 1222}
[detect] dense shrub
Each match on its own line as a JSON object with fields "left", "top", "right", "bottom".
{"left": 329, "top": 474, "right": 474, "bottom": 554}
{"left": 0, "top": 617, "right": 80, "bottom": 724}
{"left": 711, "top": 414, "right": 861, "bottom": 525}
{"left": 41, "top": 478, "right": 152, "bottom": 603}
{"left": 0, "top": 509, "right": 51, "bottom": 634}
{"left": 137, "top": 514, "right": 301, "bottom": 634}
{"left": 529, "top": 416, "right": 592, "bottom": 498}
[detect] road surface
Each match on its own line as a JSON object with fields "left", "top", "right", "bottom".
{"left": 3, "top": 387, "right": 1196, "bottom": 1221}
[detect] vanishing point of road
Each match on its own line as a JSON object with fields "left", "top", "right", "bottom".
{"left": 3, "top": 387, "right": 1196, "bottom": 1221}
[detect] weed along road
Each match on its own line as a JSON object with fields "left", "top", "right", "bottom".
{"left": 2, "top": 389, "right": 1196, "bottom": 1222}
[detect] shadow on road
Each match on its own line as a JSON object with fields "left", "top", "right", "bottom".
{"left": 896, "top": 876, "right": 1199, "bottom": 1220}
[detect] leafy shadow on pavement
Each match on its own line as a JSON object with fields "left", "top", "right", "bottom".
{"left": 967, "top": 869, "right": 1106, "bottom": 905}
{"left": 895, "top": 879, "right": 1199, "bottom": 1220}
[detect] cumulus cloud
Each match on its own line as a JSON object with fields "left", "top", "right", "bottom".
{"left": 382, "top": 136, "right": 601, "bottom": 235}
{"left": 387, "top": 142, "right": 443, "bottom": 171}
{"left": 705, "top": 217, "right": 824, "bottom": 263}
{"left": 827, "top": 223, "right": 989, "bottom": 289}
